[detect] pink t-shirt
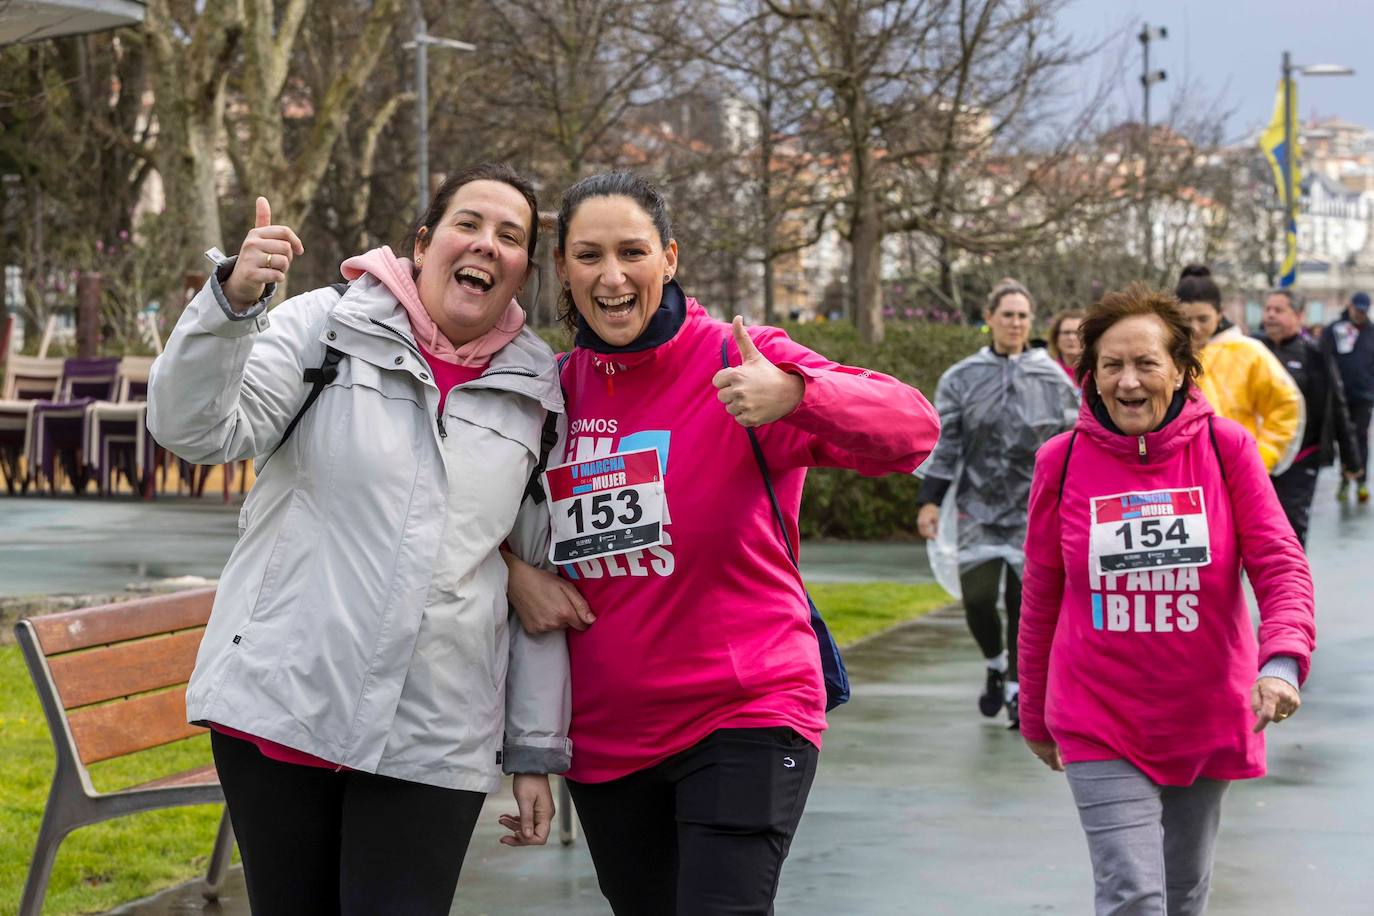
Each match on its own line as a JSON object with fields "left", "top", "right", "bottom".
{"left": 1017, "top": 391, "right": 1316, "bottom": 785}
{"left": 557, "top": 301, "right": 940, "bottom": 782}
{"left": 420, "top": 345, "right": 486, "bottom": 413}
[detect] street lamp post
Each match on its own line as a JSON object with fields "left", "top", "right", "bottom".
{"left": 407, "top": 0, "right": 476, "bottom": 216}
{"left": 1139, "top": 24, "right": 1167, "bottom": 266}
{"left": 1279, "top": 52, "right": 1354, "bottom": 287}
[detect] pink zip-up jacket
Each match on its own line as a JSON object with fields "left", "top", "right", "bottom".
{"left": 558, "top": 299, "right": 939, "bottom": 782}
{"left": 1018, "top": 387, "right": 1315, "bottom": 785}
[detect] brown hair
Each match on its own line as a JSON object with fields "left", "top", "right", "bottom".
{"left": 986, "top": 278, "right": 1033, "bottom": 316}
{"left": 1047, "top": 308, "right": 1085, "bottom": 362}
{"left": 408, "top": 162, "right": 540, "bottom": 261}
{"left": 555, "top": 170, "right": 674, "bottom": 333}
{"left": 1077, "top": 283, "right": 1202, "bottom": 400}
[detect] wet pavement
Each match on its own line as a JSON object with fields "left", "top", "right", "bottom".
{"left": 44, "top": 472, "right": 1374, "bottom": 914}
{"left": 0, "top": 498, "right": 239, "bottom": 598}
{"left": 0, "top": 499, "right": 931, "bottom": 598}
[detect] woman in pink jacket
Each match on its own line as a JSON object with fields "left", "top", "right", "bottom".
{"left": 1018, "top": 284, "right": 1315, "bottom": 916}
{"left": 505, "top": 170, "right": 940, "bottom": 914}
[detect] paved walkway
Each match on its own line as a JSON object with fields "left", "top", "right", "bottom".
{"left": 96, "top": 472, "right": 1373, "bottom": 914}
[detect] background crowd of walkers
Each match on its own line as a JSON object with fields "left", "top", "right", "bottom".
{"left": 147, "top": 156, "right": 1344, "bottom": 914}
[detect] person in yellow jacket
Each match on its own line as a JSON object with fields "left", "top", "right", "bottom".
{"left": 1175, "top": 265, "right": 1305, "bottom": 475}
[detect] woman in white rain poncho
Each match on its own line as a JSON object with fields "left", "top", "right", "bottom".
{"left": 916, "top": 280, "right": 1077, "bottom": 729}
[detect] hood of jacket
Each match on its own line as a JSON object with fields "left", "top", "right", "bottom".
{"left": 341, "top": 245, "right": 526, "bottom": 368}
{"left": 1077, "top": 376, "right": 1215, "bottom": 465}
{"left": 327, "top": 274, "right": 562, "bottom": 413}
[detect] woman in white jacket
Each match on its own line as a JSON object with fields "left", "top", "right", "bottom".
{"left": 147, "top": 163, "right": 570, "bottom": 915}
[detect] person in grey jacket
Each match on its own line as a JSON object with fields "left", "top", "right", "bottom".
{"left": 916, "top": 280, "right": 1077, "bottom": 729}
{"left": 147, "top": 163, "right": 569, "bottom": 915}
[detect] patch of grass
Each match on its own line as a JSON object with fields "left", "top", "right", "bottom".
{"left": 808, "top": 581, "right": 952, "bottom": 646}
{"left": 0, "top": 645, "right": 229, "bottom": 916}
{"left": 0, "top": 581, "right": 949, "bottom": 912}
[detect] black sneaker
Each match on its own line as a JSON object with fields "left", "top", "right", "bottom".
{"left": 979, "top": 668, "right": 1005, "bottom": 717}
{"left": 1006, "top": 692, "right": 1020, "bottom": 730}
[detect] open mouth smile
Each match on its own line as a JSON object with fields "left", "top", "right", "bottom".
{"left": 454, "top": 266, "right": 495, "bottom": 293}
{"left": 595, "top": 293, "right": 637, "bottom": 317}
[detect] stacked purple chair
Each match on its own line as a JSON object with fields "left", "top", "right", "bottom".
{"left": 0, "top": 356, "right": 64, "bottom": 494}
{"left": 84, "top": 357, "right": 157, "bottom": 496}
{"left": 30, "top": 356, "right": 120, "bottom": 494}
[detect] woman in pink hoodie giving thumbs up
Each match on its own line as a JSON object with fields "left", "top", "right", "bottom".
{"left": 502, "top": 170, "right": 942, "bottom": 915}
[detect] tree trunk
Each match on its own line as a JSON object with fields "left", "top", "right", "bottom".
{"left": 850, "top": 178, "right": 884, "bottom": 344}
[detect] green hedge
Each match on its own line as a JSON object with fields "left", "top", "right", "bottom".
{"left": 538, "top": 320, "right": 984, "bottom": 539}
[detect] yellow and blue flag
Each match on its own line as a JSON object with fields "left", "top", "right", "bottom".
{"left": 1259, "top": 78, "right": 1300, "bottom": 287}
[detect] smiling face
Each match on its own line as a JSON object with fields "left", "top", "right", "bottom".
{"left": 557, "top": 195, "right": 678, "bottom": 347}
{"left": 986, "top": 293, "right": 1032, "bottom": 354}
{"left": 1095, "top": 314, "right": 1185, "bottom": 435}
{"left": 1262, "top": 293, "right": 1303, "bottom": 342}
{"left": 413, "top": 180, "right": 533, "bottom": 346}
{"left": 1056, "top": 317, "right": 1084, "bottom": 363}
{"left": 1179, "top": 300, "right": 1221, "bottom": 350}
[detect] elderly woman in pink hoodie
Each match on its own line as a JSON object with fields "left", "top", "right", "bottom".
{"left": 1017, "top": 283, "right": 1315, "bottom": 916}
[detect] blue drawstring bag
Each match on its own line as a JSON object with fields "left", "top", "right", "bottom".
{"left": 723, "top": 341, "right": 850, "bottom": 711}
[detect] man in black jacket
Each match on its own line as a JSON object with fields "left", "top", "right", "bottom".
{"left": 1260, "top": 290, "right": 1363, "bottom": 544}
{"left": 1326, "top": 291, "right": 1374, "bottom": 503}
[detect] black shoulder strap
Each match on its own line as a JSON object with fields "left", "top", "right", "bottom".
{"left": 1207, "top": 415, "right": 1227, "bottom": 484}
{"left": 1056, "top": 431, "right": 1078, "bottom": 504}
{"left": 722, "top": 339, "right": 799, "bottom": 568}
{"left": 525, "top": 352, "right": 572, "bottom": 505}
{"left": 264, "top": 282, "right": 350, "bottom": 464}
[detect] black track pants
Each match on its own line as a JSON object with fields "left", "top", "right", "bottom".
{"left": 567, "top": 726, "right": 819, "bottom": 916}
{"left": 211, "top": 729, "right": 486, "bottom": 916}
{"left": 959, "top": 559, "right": 1023, "bottom": 680}
{"left": 1272, "top": 459, "right": 1319, "bottom": 547}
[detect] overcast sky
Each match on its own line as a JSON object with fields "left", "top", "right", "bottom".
{"left": 1057, "top": 0, "right": 1374, "bottom": 143}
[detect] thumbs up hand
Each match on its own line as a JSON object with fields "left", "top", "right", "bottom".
{"left": 711, "top": 317, "right": 805, "bottom": 428}
{"left": 223, "top": 197, "right": 306, "bottom": 312}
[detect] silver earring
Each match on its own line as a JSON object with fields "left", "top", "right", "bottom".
{"left": 664, "top": 274, "right": 672, "bottom": 283}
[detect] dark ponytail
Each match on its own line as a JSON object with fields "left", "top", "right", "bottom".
{"left": 1174, "top": 264, "right": 1221, "bottom": 311}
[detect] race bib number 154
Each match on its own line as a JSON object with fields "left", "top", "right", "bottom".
{"left": 544, "top": 448, "right": 665, "bottom": 564}
{"left": 1089, "top": 487, "right": 1210, "bottom": 575}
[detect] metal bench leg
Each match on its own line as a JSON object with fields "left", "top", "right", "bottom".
{"left": 203, "top": 806, "right": 236, "bottom": 901}
{"left": 18, "top": 789, "right": 73, "bottom": 916}
{"left": 558, "top": 776, "right": 577, "bottom": 847}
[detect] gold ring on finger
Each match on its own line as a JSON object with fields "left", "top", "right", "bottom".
{"left": 266, "top": 253, "right": 276, "bottom": 270}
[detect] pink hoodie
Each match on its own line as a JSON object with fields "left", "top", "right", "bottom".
{"left": 340, "top": 246, "right": 524, "bottom": 367}
{"left": 559, "top": 300, "right": 940, "bottom": 782}
{"left": 1018, "top": 388, "right": 1315, "bottom": 785}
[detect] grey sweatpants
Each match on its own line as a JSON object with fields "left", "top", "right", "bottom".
{"left": 1066, "top": 760, "right": 1230, "bottom": 916}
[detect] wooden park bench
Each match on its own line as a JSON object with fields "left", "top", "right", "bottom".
{"left": 14, "top": 588, "right": 235, "bottom": 916}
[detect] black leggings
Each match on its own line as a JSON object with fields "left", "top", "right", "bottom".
{"left": 210, "top": 730, "right": 486, "bottom": 916}
{"left": 568, "top": 727, "right": 819, "bottom": 916}
{"left": 959, "top": 559, "right": 1022, "bottom": 680}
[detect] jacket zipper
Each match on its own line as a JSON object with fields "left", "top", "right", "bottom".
{"left": 594, "top": 357, "right": 616, "bottom": 395}
{"left": 367, "top": 318, "right": 447, "bottom": 436}
{"left": 1137, "top": 435, "right": 1147, "bottom": 463}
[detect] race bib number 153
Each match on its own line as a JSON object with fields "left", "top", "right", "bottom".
{"left": 1089, "top": 487, "right": 1210, "bottom": 575}
{"left": 544, "top": 448, "right": 665, "bottom": 564}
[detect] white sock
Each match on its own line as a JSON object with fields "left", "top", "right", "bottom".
{"left": 986, "top": 652, "right": 1008, "bottom": 674}
{"left": 1004, "top": 679, "right": 1020, "bottom": 702}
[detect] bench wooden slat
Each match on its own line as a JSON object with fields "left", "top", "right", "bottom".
{"left": 46, "top": 629, "right": 205, "bottom": 710}
{"left": 67, "top": 689, "right": 207, "bottom": 765}
{"left": 29, "top": 589, "right": 215, "bottom": 655}
{"left": 126, "top": 764, "right": 220, "bottom": 793}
